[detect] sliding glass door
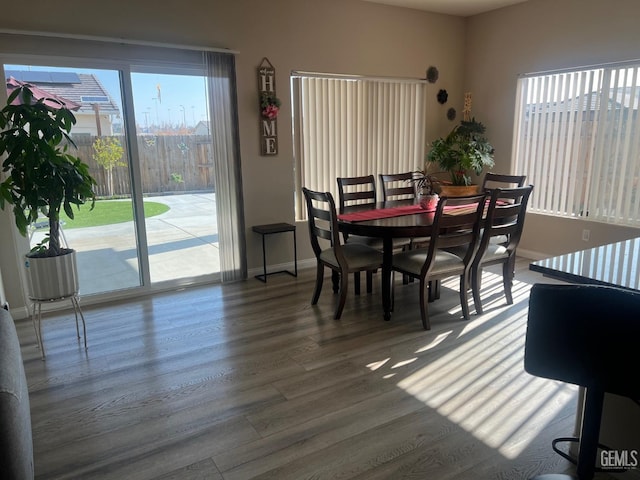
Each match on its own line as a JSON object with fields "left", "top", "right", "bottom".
{"left": 130, "top": 69, "right": 219, "bottom": 283}
{"left": 5, "top": 63, "right": 142, "bottom": 295}
{"left": 4, "top": 60, "right": 220, "bottom": 297}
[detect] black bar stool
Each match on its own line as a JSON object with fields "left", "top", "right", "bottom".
{"left": 525, "top": 284, "right": 640, "bottom": 480}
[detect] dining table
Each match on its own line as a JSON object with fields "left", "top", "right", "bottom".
{"left": 337, "top": 199, "right": 438, "bottom": 321}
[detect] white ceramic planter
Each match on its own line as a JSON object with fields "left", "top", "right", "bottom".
{"left": 24, "top": 250, "right": 79, "bottom": 301}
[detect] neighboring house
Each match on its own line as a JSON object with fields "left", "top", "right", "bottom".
{"left": 193, "top": 120, "right": 210, "bottom": 136}
{"left": 5, "top": 70, "right": 121, "bottom": 136}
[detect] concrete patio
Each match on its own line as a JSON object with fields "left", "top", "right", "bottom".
{"left": 36, "top": 193, "right": 220, "bottom": 296}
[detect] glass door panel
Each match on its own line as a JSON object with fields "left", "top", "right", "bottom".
{"left": 131, "top": 71, "right": 220, "bottom": 283}
{"left": 4, "top": 63, "right": 142, "bottom": 296}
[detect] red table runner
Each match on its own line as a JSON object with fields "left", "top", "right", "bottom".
{"left": 338, "top": 204, "right": 430, "bottom": 221}
{"left": 338, "top": 203, "right": 485, "bottom": 222}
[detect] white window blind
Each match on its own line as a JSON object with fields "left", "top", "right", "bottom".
{"left": 292, "top": 74, "right": 426, "bottom": 219}
{"left": 514, "top": 62, "right": 640, "bottom": 226}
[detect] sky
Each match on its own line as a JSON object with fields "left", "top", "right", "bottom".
{"left": 5, "top": 64, "right": 209, "bottom": 128}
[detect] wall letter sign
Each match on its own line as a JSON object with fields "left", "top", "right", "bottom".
{"left": 258, "top": 58, "right": 279, "bottom": 156}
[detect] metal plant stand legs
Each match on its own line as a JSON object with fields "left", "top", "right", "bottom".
{"left": 31, "top": 294, "right": 87, "bottom": 360}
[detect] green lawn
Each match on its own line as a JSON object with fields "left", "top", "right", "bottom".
{"left": 60, "top": 200, "right": 170, "bottom": 229}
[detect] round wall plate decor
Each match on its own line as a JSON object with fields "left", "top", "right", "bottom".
{"left": 426, "top": 66, "right": 439, "bottom": 83}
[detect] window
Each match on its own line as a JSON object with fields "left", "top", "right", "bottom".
{"left": 292, "top": 73, "right": 427, "bottom": 219}
{"left": 513, "top": 61, "right": 640, "bottom": 226}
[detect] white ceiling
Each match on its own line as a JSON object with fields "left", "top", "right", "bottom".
{"left": 360, "top": 0, "right": 529, "bottom": 17}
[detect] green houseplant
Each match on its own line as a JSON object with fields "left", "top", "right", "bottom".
{"left": 426, "top": 117, "right": 495, "bottom": 191}
{"left": 0, "top": 85, "right": 96, "bottom": 300}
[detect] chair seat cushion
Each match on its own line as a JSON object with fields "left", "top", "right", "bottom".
{"left": 448, "top": 242, "right": 508, "bottom": 263}
{"left": 410, "top": 237, "right": 430, "bottom": 248}
{"left": 345, "top": 235, "right": 381, "bottom": 248}
{"left": 320, "top": 243, "right": 382, "bottom": 270}
{"left": 489, "top": 234, "right": 509, "bottom": 245}
{"left": 481, "top": 243, "right": 508, "bottom": 262}
{"left": 478, "top": 227, "right": 509, "bottom": 246}
{"left": 393, "top": 248, "right": 464, "bottom": 276}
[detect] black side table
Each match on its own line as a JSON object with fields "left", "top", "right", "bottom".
{"left": 252, "top": 223, "right": 298, "bottom": 282}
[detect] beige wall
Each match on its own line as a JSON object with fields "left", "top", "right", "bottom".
{"left": 0, "top": 0, "right": 465, "bottom": 310}
{"left": 4, "top": 0, "right": 640, "bottom": 310}
{"left": 466, "top": 0, "right": 640, "bottom": 256}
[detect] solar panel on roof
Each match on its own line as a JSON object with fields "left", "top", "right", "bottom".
{"left": 49, "top": 72, "right": 81, "bottom": 84}
{"left": 81, "top": 96, "right": 110, "bottom": 103}
{"left": 5, "top": 70, "right": 81, "bottom": 84}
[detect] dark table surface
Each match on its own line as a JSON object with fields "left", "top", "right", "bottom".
{"left": 337, "top": 200, "right": 439, "bottom": 321}
{"left": 529, "top": 237, "right": 640, "bottom": 291}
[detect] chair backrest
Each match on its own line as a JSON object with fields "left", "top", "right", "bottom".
{"left": 302, "top": 187, "right": 345, "bottom": 261}
{"left": 525, "top": 283, "right": 640, "bottom": 399}
{"left": 422, "top": 193, "right": 488, "bottom": 275}
{"left": 481, "top": 172, "right": 527, "bottom": 191}
{"left": 337, "top": 175, "right": 377, "bottom": 211}
{"left": 476, "top": 185, "right": 533, "bottom": 257}
{"left": 379, "top": 172, "right": 416, "bottom": 201}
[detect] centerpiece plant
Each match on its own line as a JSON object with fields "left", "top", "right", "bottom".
{"left": 0, "top": 85, "right": 96, "bottom": 300}
{"left": 409, "top": 169, "right": 440, "bottom": 210}
{"left": 426, "top": 117, "right": 495, "bottom": 188}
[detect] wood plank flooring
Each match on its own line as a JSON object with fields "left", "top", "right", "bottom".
{"left": 14, "top": 259, "right": 623, "bottom": 479}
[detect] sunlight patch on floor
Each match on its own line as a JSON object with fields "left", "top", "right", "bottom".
{"left": 366, "top": 358, "right": 390, "bottom": 371}
{"left": 391, "top": 357, "right": 418, "bottom": 369}
{"left": 394, "top": 273, "right": 577, "bottom": 459}
{"left": 415, "top": 332, "right": 451, "bottom": 353}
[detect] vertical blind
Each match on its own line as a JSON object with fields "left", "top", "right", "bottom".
{"left": 292, "top": 74, "right": 426, "bottom": 219}
{"left": 513, "top": 62, "right": 640, "bottom": 226}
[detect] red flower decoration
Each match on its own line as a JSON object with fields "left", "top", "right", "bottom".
{"left": 262, "top": 104, "right": 279, "bottom": 119}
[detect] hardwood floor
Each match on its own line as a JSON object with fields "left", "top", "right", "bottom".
{"left": 15, "top": 259, "right": 620, "bottom": 479}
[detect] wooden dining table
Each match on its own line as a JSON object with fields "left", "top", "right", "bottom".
{"left": 337, "top": 200, "right": 438, "bottom": 321}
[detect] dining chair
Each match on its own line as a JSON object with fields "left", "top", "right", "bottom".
{"left": 302, "top": 187, "right": 383, "bottom": 320}
{"left": 470, "top": 185, "right": 533, "bottom": 314}
{"left": 391, "top": 193, "right": 488, "bottom": 330}
{"left": 380, "top": 172, "right": 430, "bottom": 251}
{"left": 337, "top": 175, "right": 394, "bottom": 287}
{"left": 525, "top": 283, "right": 640, "bottom": 480}
{"left": 337, "top": 175, "right": 378, "bottom": 209}
{"left": 337, "top": 174, "right": 412, "bottom": 250}
{"left": 481, "top": 172, "right": 527, "bottom": 191}
{"left": 379, "top": 172, "right": 416, "bottom": 201}
{"left": 479, "top": 172, "right": 528, "bottom": 255}
{"left": 337, "top": 175, "right": 378, "bottom": 246}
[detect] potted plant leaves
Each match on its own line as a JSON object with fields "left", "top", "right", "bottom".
{"left": 426, "top": 117, "right": 495, "bottom": 196}
{"left": 0, "top": 84, "right": 96, "bottom": 301}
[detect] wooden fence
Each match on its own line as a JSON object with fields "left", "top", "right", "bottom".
{"left": 72, "top": 135, "right": 215, "bottom": 197}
